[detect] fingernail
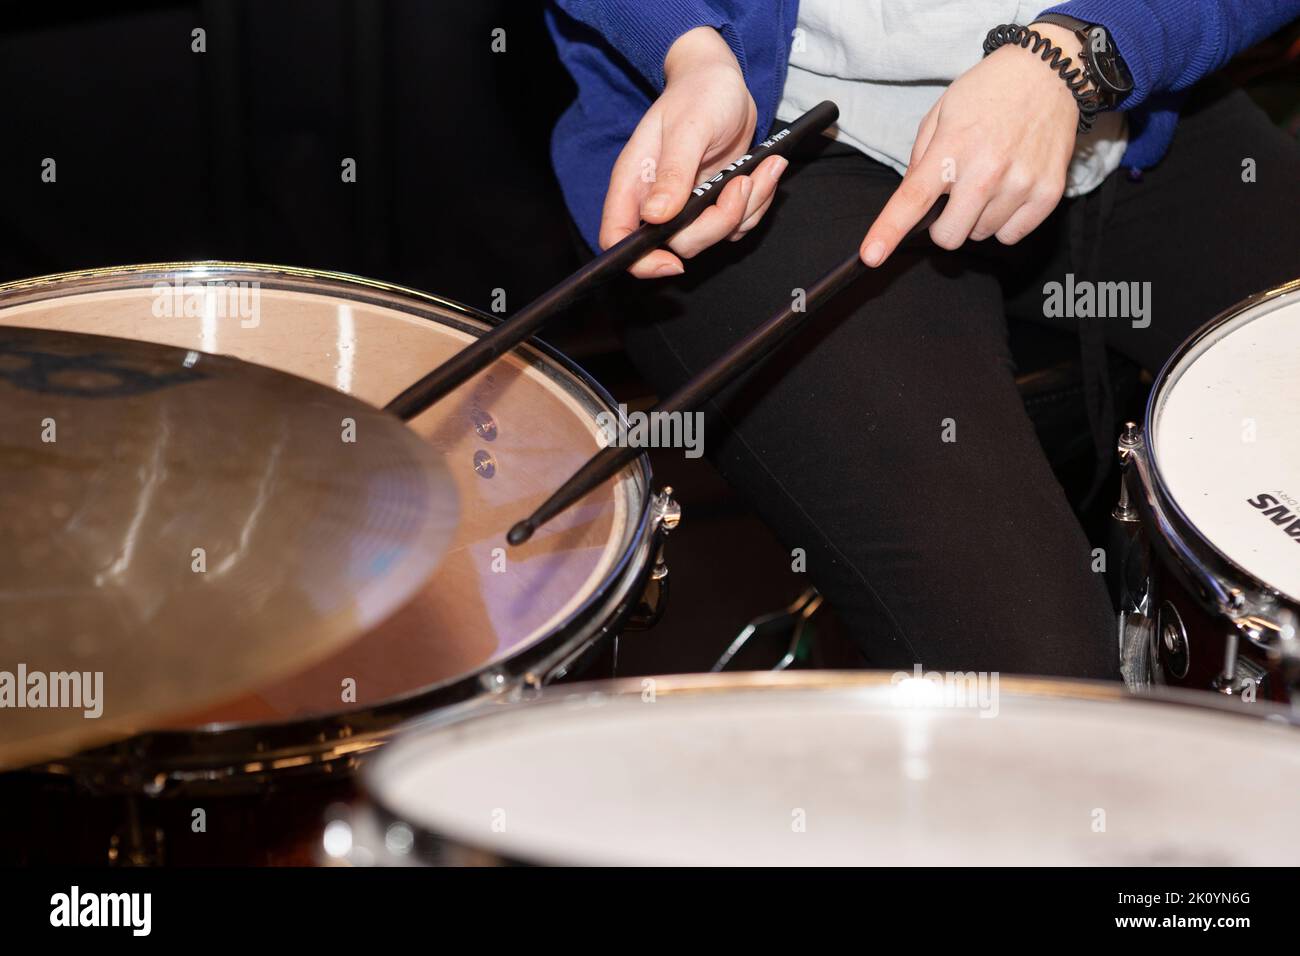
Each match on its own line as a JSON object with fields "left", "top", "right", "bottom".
{"left": 769, "top": 157, "right": 789, "bottom": 181}
{"left": 863, "top": 241, "right": 886, "bottom": 267}
{"left": 644, "top": 195, "right": 668, "bottom": 219}
{"left": 653, "top": 261, "right": 684, "bottom": 278}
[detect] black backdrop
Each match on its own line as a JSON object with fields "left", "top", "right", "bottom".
{"left": 0, "top": 1, "right": 580, "bottom": 313}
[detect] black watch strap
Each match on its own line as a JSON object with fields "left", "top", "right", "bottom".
{"left": 1033, "top": 12, "right": 1089, "bottom": 32}
{"left": 1032, "top": 14, "right": 1133, "bottom": 108}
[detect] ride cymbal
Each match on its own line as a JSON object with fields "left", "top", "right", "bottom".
{"left": 0, "top": 326, "right": 458, "bottom": 769}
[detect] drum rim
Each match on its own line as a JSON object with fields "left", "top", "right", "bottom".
{"left": 1137, "top": 278, "right": 1300, "bottom": 615}
{"left": 2, "top": 261, "right": 659, "bottom": 781}
{"left": 359, "top": 669, "right": 1300, "bottom": 866}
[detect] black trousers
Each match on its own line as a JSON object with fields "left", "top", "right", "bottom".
{"left": 614, "top": 84, "right": 1300, "bottom": 680}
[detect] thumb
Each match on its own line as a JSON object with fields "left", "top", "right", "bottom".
{"left": 641, "top": 118, "right": 711, "bottom": 223}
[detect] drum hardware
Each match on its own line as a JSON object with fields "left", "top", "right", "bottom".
{"left": 1110, "top": 280, "right": 1300, "bottom": 702}
{"left": 509, "top": 197, "right": 952, "bottom": 547}
{"left": 1155, "top": 601, "right": 1189, "bottom": 680}
{"left": 711, "top": 587, "right": 823, "bottom": 672}
{"left": 384, "top": 102, "right": 841, "bottom": 420}
{"left": 1117, "top": 415, "right": 1286, "bottom": 697}
{"left": 1112, "top": 425, "right": 1155, "bottom": 686}
{"left": 1210, "top": 641, "right": 1270, "bottom": 699}
{"left": 622, "top": 487, "right": 681, "bottom": 632}
{"left": 1112, "top": 422, "right": 1141, "bottom": 523}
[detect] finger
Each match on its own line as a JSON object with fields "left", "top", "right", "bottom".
{"left": 739, "top": 155, "right": 787, "bottom": 222}
{"left": 725, "top": 154, "right": 785, "bottom": 240}
{"left": 622, "top": 250, "right": 682, "bottom": 279}
{"left": 641, "top": 115, "right": 711, "bottom": 223}
{"left": 970, "top": 168, "right": 1035, "bottom": 242}
{"left": 994, "top": 179, "right": 1064, "bottom": 246}
{"left": 601, "top": 122, "right": 686, "bottom": 278}
{"left": 666, "top": 175, "right": 751, "bottom": 259}
{"left": 859, "top": 148, "right": 947, "bottom": 267}
{"left": 729, "top": 192, "right": 775, "bottom": 240}
{"left": 927, "top": 162, "right": 1001, "bottom": 250}
{"left": 599, "top": 122, "right": 660, "bottom": 249}
{"left": 908, "top": 102, "right": 940, "bottom": 170}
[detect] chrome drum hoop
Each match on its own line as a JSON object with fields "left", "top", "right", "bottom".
{"left": 2, "top": 262, "right": 661, "bottom": 792}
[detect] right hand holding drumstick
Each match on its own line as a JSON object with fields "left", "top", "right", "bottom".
{"left": 602, "top": 26, "right": 791, "bottom": 278}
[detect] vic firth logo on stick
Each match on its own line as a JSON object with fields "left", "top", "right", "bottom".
{"left": 1246, "top": 492, "right": 1300, "bottom": 543}
{"left": 691, "top": 128, "right": 791, "bottom": 198}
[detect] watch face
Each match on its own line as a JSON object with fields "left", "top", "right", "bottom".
{"left": 1084, "top": 27, "right": 1135, "bottom": 95}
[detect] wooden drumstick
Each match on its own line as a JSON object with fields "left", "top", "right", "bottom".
{"left": 384, "top": 101, "right": 840, "bottom": 421}
{"left": 508, "top": 196, "right": 949, "bottom": 546}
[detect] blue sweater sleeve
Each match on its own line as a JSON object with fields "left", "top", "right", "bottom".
{"left": 549, "top": 0, "right": 751, "bottom": 92}
{"left": 1039, "top": 0, "right": 1300, "bottom": 111}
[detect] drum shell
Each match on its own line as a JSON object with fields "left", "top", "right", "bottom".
{"left": 3, "top": 637, "right": 628, "bottom": 866}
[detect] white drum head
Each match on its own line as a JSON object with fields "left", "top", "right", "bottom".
{"left": 1152, "top": 283, "right": 1300, "bottom": 600}
{"left": 367, "top": 674, "right": 1300, "bottom": 866}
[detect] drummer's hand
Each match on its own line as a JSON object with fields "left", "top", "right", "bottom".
{"left": 600, "top": 26, "right": 787, "bottom": 278}
{"left": 859, "top": 21, "right": 1081, "bottom": 268}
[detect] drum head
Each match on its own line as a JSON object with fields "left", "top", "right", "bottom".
{"left": 366, "top": 673, "right": 1300, "bottom": 866}
{"left": 1151, "top": 282, "right": 1300, "bottom": 601}
{"left": 0, "top": 264, "right": 648, "bottom": 732}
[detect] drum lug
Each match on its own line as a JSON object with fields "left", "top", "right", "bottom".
{"left": 1112, "top": 422, "right": 1142, "bottom": 524}
{"left": 625, "top": 541, "right": 670, "bottom": 631}
{"left": 650, "top": 485, "right": 682, "bottom": 533}
{"left": 1211, "top": 630, "right": 1269, "bottom": 699}
{"left": 1110, "top": 425, "right": 1152, "bottom": 684}
{"left": 625, "top": 487, "right": 680, "bottom": 631}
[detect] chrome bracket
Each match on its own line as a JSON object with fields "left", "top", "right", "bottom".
{"left": 625, "top": 486, "right": 680, "bottom": 631}
{"left": 1112, "top": 421, "right": 1141, "bottom": 523}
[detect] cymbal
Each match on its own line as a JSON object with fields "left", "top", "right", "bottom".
{"left": 0, "top": 326, "right": 458, "bottom": 769}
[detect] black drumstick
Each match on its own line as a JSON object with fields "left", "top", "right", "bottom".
{"left": 508, "top": 196, "right": 949, "bottom": 546}
{"left": 384, "top": 101, "right": 840, "bottom": 421}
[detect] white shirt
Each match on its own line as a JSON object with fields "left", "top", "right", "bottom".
{"left": 777, "top": 0, "right": 1127, "bottom": 196}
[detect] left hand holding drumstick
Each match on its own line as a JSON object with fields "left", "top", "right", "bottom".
{"left": 602, "top": 25, "right": 794, "bottom": 278}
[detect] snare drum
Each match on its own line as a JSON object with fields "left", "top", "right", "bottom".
{"left": 1114, "top": 280, "right": 1300, "bottom": 699}
{"left": 346, "top": 672, "right": 1300, "bottom": 866}
{"left": 0, "top": 263, "right": 676, "bottom": 864}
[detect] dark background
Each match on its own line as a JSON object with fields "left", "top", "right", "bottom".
{"left": 2, "top": 2, "right": 1297, "bottom": 671}
{"left": 0, "top": 1, "right": 580, "bottom": 309}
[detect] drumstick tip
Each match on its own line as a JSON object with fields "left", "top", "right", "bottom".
{"left": 507, "top": 520, "right": 534, "bottom": 547}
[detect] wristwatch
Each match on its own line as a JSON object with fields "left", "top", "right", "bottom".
{"left": 1033, "top": 13, "right": 1134, "bottom": 110}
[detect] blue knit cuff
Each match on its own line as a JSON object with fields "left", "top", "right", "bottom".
{"left": 1036, "top": 0, "right": 1191, "bottom": 111}
{"left": 598, "top": 0, "right": 747, "bottom": 91}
